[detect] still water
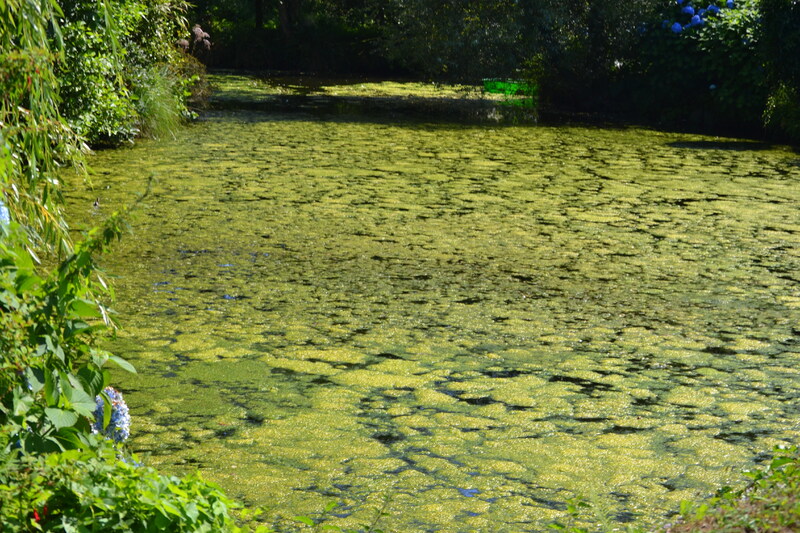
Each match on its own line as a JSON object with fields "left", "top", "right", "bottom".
{"left": 66, "top": 103, "right": 800, "bottom": 531}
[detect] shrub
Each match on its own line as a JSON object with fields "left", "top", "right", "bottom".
{"left": 0, "top": 216, "right": 132, "bottom": 454}
{"left": 636, "top": 0, "right": 766, "bottom": 131}
{"left": 760, "top": 0, "right": 800, "bottom": 143}
{"left": 764, "top": 82, "right": 800, "bottom": 143}
{"left": 0, "top": 168, "right": 246, "bottom": 533}
{"left": 667, "top": 446, "right": 800, "bottom": 532}
{"left": 57, "top": 0, "right": 197, "bottom": 145}
{"left": 0, "top": 440, "right": 241, "bottom": 532}
{"left": 57, "top": 15, "right": 140, "bottom": 145}
{"left": 2, "top": 5, "right": 241, "bottom": 531}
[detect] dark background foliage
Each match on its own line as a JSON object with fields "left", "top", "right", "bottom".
{"left": 188, "top": 0, "right": 800, "bottom": 141}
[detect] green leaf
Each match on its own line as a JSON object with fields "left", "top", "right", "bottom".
{"left": 45, "top": 407, "right": 78, "bottom": 429}
{"left": 44, "top": 369, "right": 57, "bottom": 405}
{"left": 15, "top": 272, "right": 39, "bottom": 292}
{"left": 25, "top": 367, "right": 46, "bottom": 393}
{"left": 77, "top": 365, "right": 105, "bottom": 397}
{"left": 12, "top": 389, "right": 35, "bottom": 416}
{"left": 54, "top": 426, "right": 85, "bottom": 449}
{"left": 294, "top": 516, "right": 316, "bottom": 527}
{"left": 679, "top": 500, "right": 692, "bottom": 515}
{"left": 108, "top": 354, "right": 136, "bottom": 373}
{"left": 695, "top": 503, "right": 709, "bottom": 520}
{"left": 64, "top": 381, "right": 97, "bottom": 418}
{"left": 70, "top": 298, "right": 101, "bottom": 318}
{"left": 770, "top": 457, "right": 794, "bottom": 470}
{"left": 185, "top": 502, "right": 199, "bottom": 522}
{"left": 97, "top": 390, "right": 112, "bottom": 429}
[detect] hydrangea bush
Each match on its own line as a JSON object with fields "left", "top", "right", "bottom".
{"left": 636, "top": 0, "right": 766, "bottom": 130}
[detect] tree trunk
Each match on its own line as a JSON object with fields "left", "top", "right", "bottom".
{"left": 278, "top": 0, "right": 302, "bottom": 39}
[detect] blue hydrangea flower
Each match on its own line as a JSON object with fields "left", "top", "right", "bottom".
{"left": 707, "top": 4, "right": 720, "bottom": 14}
{"left": 677, "top": 0, "right": 684, "bottom": 4}
{"left": 726, "top": 0, "right": 734, "bottom": 7}
{"left": 93, "top": 387, "right": 131, "bottom": 443}
{"left": 671, "top": 21, "right": 683, "bottom": 33}
{"left": 691, "top": 14, "right": 703, "bottom": 25}
{"left": 682, "top": 5, "right": 695, "bottom": 15}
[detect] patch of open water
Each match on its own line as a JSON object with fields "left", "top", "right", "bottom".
{"left": 65, "top": 108, "right": 800, "bottom": 531}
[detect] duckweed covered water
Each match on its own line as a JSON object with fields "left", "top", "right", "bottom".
{"left": 65, "top": 96, "right": 800, "bottom": 531}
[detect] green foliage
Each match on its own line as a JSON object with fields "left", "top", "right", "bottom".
{"left": 2, "top": 4, "right": 242, "bottom": 533}
{"left": 760, "top": 0, "right": 800, "bottom": 143}
{"left": 56, "top": 0, "right": 195, "bottom": 145}
{"left": 760, "top": 0, "right": 800, "bottom": 89}
{"left": 668, "top": 446, "right": 800, "bottom": 532}
{"left": 635, "top": 0, "right": 766, "bottom": 130}
{"left": 547, "top": 496, "right": 593, "bottom": 533}
{"left": 130, "top": 65, "right": 185, "bottom": 140}
{"left": 764, "top": 82, "right": 800, "bottom": 142}
{"left": 0, "top": 216, "right": 129, "bottom": 453}
{"left": 0, "top": 441, "right": 241, "bottom": 531}
{"left": 0, "top": 0, "right": 83, "bottom": 254}
{"left": 58, "top": 14, "right": 140, "bottom": 145}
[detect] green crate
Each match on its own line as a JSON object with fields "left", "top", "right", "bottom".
{"left": 482, "top": 78, "right": 537, "bottom": 97}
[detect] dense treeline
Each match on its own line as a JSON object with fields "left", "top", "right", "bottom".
{"left": 0, "top": 0, "right": 243, "bottom": 529}
{"left": 192, "top": 0, "right": 800, "bottom": 141}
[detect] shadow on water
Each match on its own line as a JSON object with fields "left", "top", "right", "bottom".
{"left": 667, "top": 140, "right": 776, "bottom": 151}
{"left": 208, "top": 93, "right": 540, "bottom": 126}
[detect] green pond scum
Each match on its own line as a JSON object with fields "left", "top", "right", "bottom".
{"left": 63, "top": 76, "right": 800, "bottom": 532}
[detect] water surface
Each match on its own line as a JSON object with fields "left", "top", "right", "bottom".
{"left": 66, "top": 107, "right": 800, "bottom": 531}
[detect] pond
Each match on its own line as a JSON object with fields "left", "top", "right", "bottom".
{"left": 64, "top": 80, "right": 800, "bottom": 531}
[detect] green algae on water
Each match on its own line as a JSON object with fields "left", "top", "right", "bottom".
{"left": 64, "top": 89, "right": 800, "bottom": 531}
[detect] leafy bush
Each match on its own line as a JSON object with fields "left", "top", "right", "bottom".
{"left": 764, "top": 82, "right": 800, "bottom": 142}
{"left": 635, "top": 0, "right": 766, "bottom": 131}
{"left": 0, "top": 440, "right": 241, "bottom": 532}
{"left": 1, "top": 0, "right": 82, "bottom": 253}
{"left": 2, "top": 5, "right": 245, "bottom": 532}
{"left": 0, "top": 202, "right": 248, "bottom": 530}
{"left": 57, "top": 0, "right": 198, "bottom": 145}
{"left": 760, "top": 0, "right": 800, "bottom": 143}
{"left": 667, "top": 446, "right": 800, "bottom": 532}
{"left": 58, "top": 14, "right": 140, "bottom": 145}
{"left": 0, "top": 215, "right": 131, "bottom": 453}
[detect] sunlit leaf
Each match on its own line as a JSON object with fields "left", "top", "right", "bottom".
{"left": 108, "top": 354, "right": 136, "bottom": 373}
{"left": 70, "top": 298, "right": 101, "bottom": 318}
{"left": 45, "top": 407, "right": 78, "bottom": 429}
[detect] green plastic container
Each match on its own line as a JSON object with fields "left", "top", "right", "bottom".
{"left": 482, "top": 78, "right": 537, "bottom": 97}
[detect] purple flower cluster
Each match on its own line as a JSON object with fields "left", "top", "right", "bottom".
{"left": 92, "top": 386, "right": 131, "bottom": 443}
{"left": 668, "top": 1, "right": 732, "bottom": 33}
